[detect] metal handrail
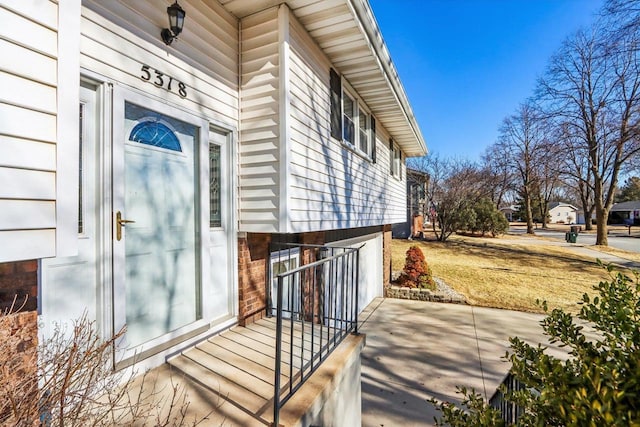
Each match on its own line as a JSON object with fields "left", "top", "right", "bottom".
{"left": 489, "top": 371, "right": 527, "bottom": 425}
{"left": 271, "top": 244, "right": 362, "bottom": 427}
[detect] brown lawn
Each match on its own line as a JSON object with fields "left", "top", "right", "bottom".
{"left": 391, "top": 235, "right": 617, "bottom": 313}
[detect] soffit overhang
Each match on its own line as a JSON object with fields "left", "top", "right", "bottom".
{"left": 219, "top": 0, "right": 428, "bottom": 157}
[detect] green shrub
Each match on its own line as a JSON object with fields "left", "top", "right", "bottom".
{"left": 431, "top": 263, "right": 640, "bottom": 426}
{"left": 459, "top": 198, "right": 509, "bottom": 237}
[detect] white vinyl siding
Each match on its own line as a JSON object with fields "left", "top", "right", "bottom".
{"left": 81, "top": 1, "right": 238, "bottom": 125}
{"left": 286, "top": 9, "right": 406, "bottom": 232}
{"left": 0, "top": 1, "right": 60, "bottom": 262}
{"left": 238, "top": 7, "right": 281, "bottom": 232}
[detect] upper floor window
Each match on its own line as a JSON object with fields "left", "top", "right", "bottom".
{"left": 390, "top": 140, "right": 402, "bottom": 178}
{"left": 359, "top": 110, "right": 370, "bottom": 154}
{"left": 343, "top": 92, "right": 355, "bottom": 145}
{"left": 342, "top": 87, "right": 374, "bottom": 159}
{"left": 330, "top": 68, "right": 376, "bottom": 161}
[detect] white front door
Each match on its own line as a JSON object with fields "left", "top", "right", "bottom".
{"left": 43, "top": 83, "right": 236, "bottom": 365}
{"left": 112, "top": 89, "right": 210, "bottom": 360}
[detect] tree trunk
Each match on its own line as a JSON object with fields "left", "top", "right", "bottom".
{"left": 582, "top": 207, "right": 591, "bottom": 230}
{"left": 595, "top": 205, "right": 609, "bottom": 246}
{"left": 524, "top": 191, "right": 534, "bottom": 234}
{"left": 593, "top": 177, "right": 608, "bottom": 245}
{"left": 432, "top": 220, "right": 441, "bottom": 241}
{"left": 541, "top": 205, "right": 549, "bottom": 229}
{"left": 584, "top": 206, "right": 595, "bottom": 231}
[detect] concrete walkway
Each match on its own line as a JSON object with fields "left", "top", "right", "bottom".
{"left": 500, "top": 232, "right": 640, "bottom": 271}
{"left": 562, "top": 244, "right": 640, "bottom": 270}
{"left": 359, "top": 299, "right": 560, "bottom": 427}
{"left": 357, "top": 232, "right": 638, "bottom": 426}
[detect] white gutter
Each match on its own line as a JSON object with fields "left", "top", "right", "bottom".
{"left": 348, "top": 0, "right": 428, "bottom": 156}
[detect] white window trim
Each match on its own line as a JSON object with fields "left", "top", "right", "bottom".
{"left": 269, "top": 248, "right": 301, "bottom": 316}
{"left": 341, "top": 79, "right": 374, "bottom": 161}
{"left": 390, "top": 141, "right": 402, "bottom": 179}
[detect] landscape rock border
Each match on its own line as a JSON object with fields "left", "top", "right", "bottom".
{"left": 386, "top": 274, "right": 467, "bottom": 304}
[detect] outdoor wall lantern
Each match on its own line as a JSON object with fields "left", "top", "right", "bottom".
{"left": 161, "top": 1, "right": 186, "bottom": 46}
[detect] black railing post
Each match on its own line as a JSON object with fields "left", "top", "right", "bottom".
{"left": 273, "top": 275, "right": 284, "bottom": 427}
{"left": 354, "top": 248, "right": 360, "bottom": 335}
{"left": 271, "top": 244, "right": 361, "bottom": 425}
{"left": 489, "top": 371, "right": 529, "bottom": 425}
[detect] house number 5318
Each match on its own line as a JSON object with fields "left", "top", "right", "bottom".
{"left": 140, "top": 65, "right": 187, "bottom": 98}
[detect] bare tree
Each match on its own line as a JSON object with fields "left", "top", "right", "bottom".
{"left": 497, "top": 102, "right": 548, "bottom": 234}
{"left": 603, "top": 0, "right": 640, "bottom": 39}
{"left": 480, "top": 143, "right": 516, "bottom": 209}
{"left": 538, "top": 19, "right": 640, "bottom": 245}
{"left": 558, "top": 121, "right": 597, "bottom": 229}
{"left": 408, "top": 154, "right": 486, "bottom": 241}
{"left": 0, "top": 306, "right": 213, "bottom": 426}
{"left": 532, "top": 130, "right": 564, "bottom": 228}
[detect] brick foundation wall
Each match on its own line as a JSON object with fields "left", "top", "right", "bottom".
{"left": 301, "top": 232, "right": 324, "bottom": 323}
{"left": 382, "top": 225, "right": 392, "bottom": 288}
{"left": 0, "top": 310, "right": 38, "bottom": 422}
{"left": 0, "top": 261, "right": 39, "bottom": 421}
{"left": 0, "top": 260, "right": 38, "bottom": 312}
{"left": 301, "top": 232, "right": 325, "bottom": 247}
{"left": 238, "top": 228, "right": 389, "bottom": 326}
{"left": 0, "top": 310, "right": 38, "bottom": 358}
{"left": 237, "top": 234, "right": 271, "bottom": 326}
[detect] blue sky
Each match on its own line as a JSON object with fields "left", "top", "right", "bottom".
{"left": 369, "top": 0, "right": 605, "bottom": 161}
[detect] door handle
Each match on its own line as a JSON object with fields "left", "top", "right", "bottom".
{"left": 116, "top": 211, "right": 135, "bottom": 241}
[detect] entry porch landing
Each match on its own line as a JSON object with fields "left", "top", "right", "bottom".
{"left": 145, "top": 317, "right": 364, "bottom": 426}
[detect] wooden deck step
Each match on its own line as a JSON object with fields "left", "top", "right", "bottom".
{"left": 194, "top": 339, "right": 285, "bottom": 385}
{"left": 167, "top": 316, "right": 348, "bottom": 424}
{"left": 169, "top": 352, "right": 273, "bottom": 419}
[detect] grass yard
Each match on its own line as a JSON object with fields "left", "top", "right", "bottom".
{"left": 391, "top": 235, "right": 616, "bottom": 313}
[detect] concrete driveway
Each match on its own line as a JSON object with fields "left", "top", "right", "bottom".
{"left": 359, "top": 298, "right": 558, "bottom": 427}
{"left": 533, "top": 229, "right": 640, "bottom": 254}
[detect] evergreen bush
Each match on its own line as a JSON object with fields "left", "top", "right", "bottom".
{"left": 431, "top": 263, "right": 640, "bottom": 426}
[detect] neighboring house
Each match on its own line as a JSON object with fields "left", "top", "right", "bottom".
{"left": 576, "top": 211, "right": 597, "bottom": 225}
{"left": 0, "top": 0, "right": 426, "bottom": 423}
{"left": 499, "top": 205, "right": 519, "bottom": 222}
{"left": 392, "top": 168, "right": 429, "bottom": 238}
{"left": 548, "top": 202, "right": 578, "bottom": 224}
{"left": 610, "top": 200, "right": 640, "bottom": 225}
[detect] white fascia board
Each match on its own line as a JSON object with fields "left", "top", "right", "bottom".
{"left": 347, "top": 0, "right": 427, "bottom": 157}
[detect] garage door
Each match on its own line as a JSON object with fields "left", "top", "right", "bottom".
{"left": 328, "top": 232, "right": 383, "bottom": 313}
